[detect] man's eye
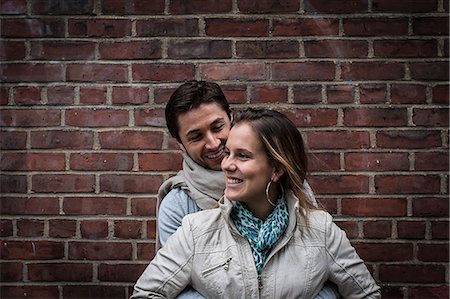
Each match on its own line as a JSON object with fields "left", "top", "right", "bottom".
{"left": 212, "top": 124, "right": 224, "bottom": 132}
{"left": 189, "top": 135, "right": 201, "bottom": 141}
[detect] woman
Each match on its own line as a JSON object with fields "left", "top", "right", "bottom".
{"left": 132, "top": 108, "right": 381, "bottom": 298}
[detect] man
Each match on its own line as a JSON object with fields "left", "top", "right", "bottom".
{"left": 156, "top": 80, "right": 338, "bottom": 298}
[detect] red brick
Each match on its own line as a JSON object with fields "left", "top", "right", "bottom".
{"left": 1, "top": 109, "right": 60, "bottom": 127}
{"left": 326, "top": 85, "right": 355, "bottom": 103}
{"left": 30, "top": 41, "right": 95, "bottom": 60}
{"left": 99, "top": 41, "right": 161, "bottom": 60}
{"left": 309, "top": 175, "right": 369, "bottom": 194}
{"left": 134, "top": 108, "right": 166, "bottom": 127}
{"left": 28, "top": 263, "right": 93, "bottom": 282}
{"left": 345, "top": 152, "right": 409, "bottom": 171}
{"left": 250, "top": 85, "right": 288, "bottom": 103}
{"left": 47, "top": 86, "right": 75, "bottom": 105}
{"left": 17, "top": 219, "right": 44, "bottom": 237}
{"left": 170, "top": 0, "right": 232, "bottom": 13}
{"left": 237, "top": 0, "right": 298, "bottom": 12}
{"left": 236, "top": 40, "right": 299, "bottom": 59}
{"left": 66, "top": 108, "right": 129, "bottom": 127}
{"left": 31, "top": 130, "right": 94, "bottom": 149}
{"left": 1, "top": 262, "right": 22, "bottom": 281}
{"left": 416, "top": 151, "right": 449, "bottom": 170}
{"left": 376, "top": 130, "right": 442, "bottom": 148}
{"left": 139, "top": 153, "right": 183, "bottom": 171}
{"left": 1, "top": 241, "right": 64, "bottom": 260}
{"left": 397, "top": 221, "right": 426, "bottom": 239}
{"left": 132, "top": 63, "right": 195, "bottom": 82}
{"left": 281, "top": 108, "right": 338, "bottom": 127}
{"left": 80, "top": 86, "right": 107, "bottom": 104}
{"left": 343, "top": 18, "right": 408, "bottom": 36}
{"left": 1, "top": 18, "right": 65, "bottom": 37}
{"left": 413, "top": 108, "right": 448, "bottom": 127}
{"left": 272, "top": 62, "right": 335, "bottom": 81}
{"left": 0, "top": 63, "right": 64, "bottom": 82}
{"left": 273, "top": 18, "right": 339, "bottom": 36}
{"left": 102, "top": 0, "right": 165, "bottom": 14}
{"left": 154, "top": 86, "right": 178, "bottom": 104}
{"left": 206, "top": 18, "right": 269, "bottom": 37}
{"left": 373, "top": 0, "right": 438, "bottom": 12}
{"left": 32, "top": 174, "right": 95, "bottom": 193}
{"left": 112, "top": 86, "right": 149, "bottom": 104}
{"left": 363, "top": 221, "right": 392, "bottom": 239}
{"left": 344, "top": 107, "right": 408, "bottom": 126}
{"left": 305, "top": 40, "right": 368, "bottom": 58}
{"left": 319, "top": 198, "right": 337, "bottom": 214}
{"left": 98, "top": 263, "right": 147, "bottom": 282}
{"left": 14, "top": 86, "right": 41, "bottom": 105}
{"left": 114, "top": 220, "right": 142, "bottom": 239}
{"left": 410, "top": 62, "right": 449, "bottom": 81}
{"left": 63, "top": 197, "right": 127, "bottom": 215}
{"left": 68, "top": 242, "right": 132, "bottom": 260}
{"left": 0, "top": 175, "right": 27, "bottom": 193}
{"left": 1, "top": 285, "right": 59, "bottom": 299}
{"left": 0, "top": 40, "right": 26, "bottom": 60}
{"left": 417, "top": 243, "right": 449, "bottom": 262}
{"left": 49, "top": 219, "right": 76, "bottom": 238}
{"left": 137, "top": 242, "right": 156, "bottom": 260}
{"left": 99, "top": 130, "right": 163, "bottom": 149}
{"left": 381, "top": 286, "right": 404, "bottom": 298}
{"left": 308, "top": 152, "right": 340, "bottom": 172}
{"left": 70, "top": 153, "right": 133, "bottom": 171}
{"left": 63, "top": 285, "right": 125, "bottom": 299}
{"left": 292, "top": 85, "right": 322, "bottom": 104}
{"left": 304, "top": 0, "right": 368, "bottom": 12}
{"left": 431, "top": 221, "right": 449, "bottom": 240}
{"left": 0, "top": 0, "right": 27, "bottom": 14}
{"left": 68, "top": 18, "right": 131, "bottom": 37}
{"left": 413, "top": 17, "right": 449, "bottom": 35}
{"left": 168, "top": 40, "right": 232, "bottom": 59}
{"left": 412, "top": 197, "right": 449, "bottom": 217}
{"left": 409, "top": 286, "right": 450, "bottom": 298}
{"left": 100, "top": 174, "right": 163, "bottom": 193}
{"left": 0, "top": 87, "right": 9, "bottom": 105}
{"left": 432, "top": 85, "right": 449, "bottom": 104}
{"left": 306, "top": 131, "right": 370, "bottom": 149}
{"left": 147, "top": 219, "right": 156, "bottom": 238}
{"left": 373, "top": 39, "right": 437, "bottom": 58}
{"left": 0, "top": 219, "right": 13, "bottom": 237}
{"left": 31, "top": 0, "right": 95, "bottom": 14}
{"left": 391, "top": 84, "right": 427, "bottom": 104}
{"left": 334, "top": 220, "right": 358, "bottom": 239}
{"left": 0, "top": 197, "right": 59, "bottom": 215}
{"left": 341, "top": 62, "right": 404, "bottom": 80}
{"left": 131, "top": 197, "right": 157, "bottom": 216}
{"left": 353, "top": 242, "right": 413, "bottom": 261}
{"left": 80, "top": 220, "right": 109, "bottom": 239}
{"left": 136, "top": 18, "right": 199, "bottom": 37}
{"left": 201, "top": 62, "right": 265, "bottom": 81}
{"left": 67, "top": 64, "right": 128, "bottom": 82}
{"left": 375, "top": 175, "right": 440, "bottom": 194}
{"left": 359, "top": 84, "right": 387, "bottom": 104}
{"left": 379, "top": 264, "right": 446, "bottom": 283}
{"left": 342, "top": 198, "right": 407, "bottom": 216}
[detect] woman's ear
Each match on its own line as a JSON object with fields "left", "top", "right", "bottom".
{"left": 271, "top": 166, "right": 285, "bottom": 182}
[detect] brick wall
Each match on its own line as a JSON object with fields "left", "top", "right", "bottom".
{"left": 0, "top": 0, "right": 448, "bottom": 298}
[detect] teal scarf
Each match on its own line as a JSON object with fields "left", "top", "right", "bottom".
{"left": 231, "top": 199, "right": 289, "bottom": 274}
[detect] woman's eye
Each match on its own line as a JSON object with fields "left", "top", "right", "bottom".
{"left": 237, "top": 153, "right": 249, "bottom": 159}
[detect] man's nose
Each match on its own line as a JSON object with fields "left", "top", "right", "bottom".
{"left": 205, "top": 132, "right": 220, "bottom": 149}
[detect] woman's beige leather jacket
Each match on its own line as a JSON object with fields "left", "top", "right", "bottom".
{"left": 132, "top": 190, "right": 381, "bottom": 299}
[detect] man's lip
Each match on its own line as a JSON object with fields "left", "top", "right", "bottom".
{"left": 204, "top": 148, "right": 225, "bottom": 160}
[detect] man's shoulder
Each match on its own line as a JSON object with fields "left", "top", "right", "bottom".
{"left": 159, "top": 188, "right": 201, "bottom": 216}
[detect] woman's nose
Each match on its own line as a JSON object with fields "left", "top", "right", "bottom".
{"left": 221, "top": 155, "right": 236, "bottom": 171}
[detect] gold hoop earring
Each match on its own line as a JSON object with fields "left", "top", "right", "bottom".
{"left": 265, "top": 181, "right": 277, "bottom": 207}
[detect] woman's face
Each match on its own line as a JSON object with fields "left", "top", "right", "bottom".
{"left": 221, "top": 123, "right": 275, "bottom": 205}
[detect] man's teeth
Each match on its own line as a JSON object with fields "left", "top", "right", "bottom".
{"left": 227, "top": 178, "right": 243, "bottom": 184}
{"left": 206, "top": 149, "right": 223, "bottom": 159}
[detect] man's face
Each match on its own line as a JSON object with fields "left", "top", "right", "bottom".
{"left": 177, "top": 102, "right": 231, "bottom": 170}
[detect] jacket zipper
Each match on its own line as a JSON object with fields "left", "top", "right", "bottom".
{"left": 202, "top": 257, "right": 232, "bottom": 276}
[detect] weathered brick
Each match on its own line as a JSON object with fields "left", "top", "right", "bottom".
{"left": 13, "top": 86, "right": 41, "bottom": 105}
{"left": 0, "top": 63, "right": 64, "bottom": 82}
{"left": 131, "top": 197, "right": 157, "bottom": 216}
{"left": 345, "top": 152, "right": 409, "bottom": 171}
{"left": 0, "top": 0, "right": 27, "bottom": 14}
{"left": 359, "top": 84, "right": 387, "bottom": 104}
{"left": 379, "top": 264, "right": 446, "bottom": 283}
{"left": 0, "top": 40, "right": 26, "bottom": 60}
{"left": 373, "top": 39, "right": 437, "bottom": 58}
{"left": 308, "top": 152, "right": 340, "bottom": 172}
{"left": 353, "top": 243, "right": 413, "bottom": 261}
{"left": 70, "top": 153, "right": 133, "bottom": 171}
{"left": 409, "top": 286, "right": 450, "bottom": 299}
{"left": 416, "top": 151, "right": 449, "bottom": 171}
{"left": 342, "top": 198, "right": 407, "bottom": 216}
{"left": 250, "top": 85, "right": 288, "bottom": 103}
{"left": 111, "top": 86, "right": 149, "bottom": 104}
{"left": 334, "top": 220, "right": 358, "bottom": 239}
{"left": 201, "top": 62, "right": 265, "bottom": 81}
{"left": 154, "top": 86, "right": 178, "bottom": 104}
{"left": 410, "top": 62, "right": 449, "bottom": 81}
{"left": 341, "top": 62, "right": 404, "bottom": 80}
{"left": 237, "top": 0, "right": 298, "bottom": 12}
{"left": 1, "top": 286, "right": 59, "bottom": 299}
{"left": 134, "top": 108, "right": 166, "bottom": 127}
{"left": 0, "top": 262, "right": 22, "bottom": 281}
{"left": 168, "top": 40, "right": 232, "bottom": 59}
{"left": 304, "top": 0, "right": 368, "bottom": 12}
{"left": 272, "top": 62, "right": 335, "bottom": 81}
{"left": 136, "top": 18, "right": 199, "bottom": 37}
{"left": 309, "top": 175, "right": 369, "bottom": 194}
{"left": 28, "top": 263, "right": 93, "bottom": 282}
{"left": 431, "top": 221, "right": 449, "bottom": 240}
{"left": 100, "top": 174, "right": 163, "bottom": 193}
{"left": 1, "top": 109, "right": 60, "bottom": 127}
{"left": 413, "top": 17, "right": 449, "bottom": 35}
{"left": 147, "top": 219, "right": 156, "bottom": 238}
{"left": 432, "top": 85, "right": 449, "bottom": 104}
{"left": 47, "top": 86, "right": 75, "bottom": 105}
{"left": 326, "top": 85, "right": 355, "bottom": 103}
{"left": 31, "top": 130, "right": 93, "bottom": 149}
{"left": 1, "top": 241, "right": 64, "bottom": 260}
{"left": 80, "top": 86, "right": 107, "bottom": 104}
{"left": 376, "top": 130, "right": 442, "bottom": 148}
{"left": 66, "top": 108, "right": 129, "bottom": 127}
{"left": 17, "top": 219, "right": 44, "bottom": 237}
{"left": 1, "top": 18, "right": 65, "bottom": 37}
{"left": 137, "top": 242, "right": 156, "bottom": 260}
{"left": 236, "top": 40, "right": 299, "bottom": 59}
{"left": 292, "top": 85, "right": 322, "bottom": 104}
{"left": 49, "top": 219, "right": 76, "bottom": 238}
{"left": 68, "top": 242, "right": 132, "bottom": 260}
{"left": 68, "top": 18, "right": 132, "bottom": 37}
{"left": 0, "top": 87, "right": 9, "bottom": 105}
{"left": 343, "top": 18, "right": 408, "bottom": 36}
{"left": 306, "top": 131, "right": 370, "bottom": 149}
{"left": 114, "top": 220, "right": 142, "bottom": 239}
{"left": 305, "top": 40, "right": 368, "bottom": 58}
{"left": 99, "top": 130, "right": 163, "bottom": 149}
{"left": 99, "top": 41, "right": 161, "bottom": 60}
{"left": 344, "top": 108, "right": 408, "bottom": 126}
{"left": 412, "top": 197, "right": 449, "bottom": 217}
{"left": 273, "top": 18, "right": 339, "bottom": 36}
{"left": 30, "top": 41, "right": 96, "bottom": 60}
{"left": 0, "top": 175, "right": 27, "bottom": 193}
{"left": 32, "top": 174, "right": 96, "bottom": 193}
{"left": 391, "top": 84, "right": 427, "bottom": 104}
{"left": 170, "top": 0, "right": 232, "bottom": 13}
{"left": 66, "top": 64, "right": 128, "bottom": 82}
{"left": 363, "top": 221, "right": 392, "bottom": 239}
{"left": 138, "top": 153, "right": 183, "bottom": 171}
{"left": 80, "top": 220, "right": 109, "bottom": 239}
{"left": 0, "top": 219, "right": 13, "bottom": 237}
{"left": 1, "top": 153, "right": 65, "bottom": 171}
{"left": 63, "top": 197, "right": 127, "bottom": 215}
{"left": 98, "top": 263, "right": 147, "bottom": 283}
{"left": 102, "top": 0, "right": 165, "bottom": 14}
{"left": 397, "top": 220, "right": 426, "bottom": 239}
{"left": 132, "top": 63, "right": 195, "bottom": 82}
{"left": 0, "top": 197, "right": 59, "bottom": 215}
{"left": 206, "top": 18, "right": 269, "bottom": 37}
{"left": 375, "top": 175, "right": 440, "bottom": 194}
{"left": 31, "top": 0, "right": 95, "bottom": 14}
{"left": 417, "top": 243, "right": 449, "bottom": 262}
{"left": 372, "top": 0, "right": 438, "bottom": 12}
{"left": 281, "top": 108, "right": 338, "bottom": 127}
{"left": 413, "top": 108, "right": 448, "bottom": 127}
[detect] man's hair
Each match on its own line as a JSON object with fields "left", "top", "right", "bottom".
{"left": 165, "top": 80, "right": 231, "bottom": 143}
